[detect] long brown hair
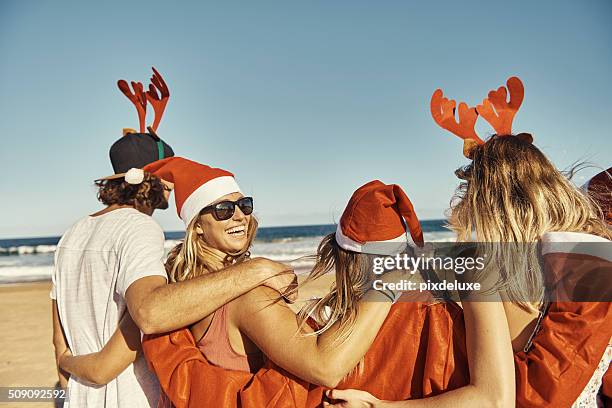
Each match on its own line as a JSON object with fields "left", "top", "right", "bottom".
{"left": 448, "top": 135, "right": 610, "bottom": 309}
{"left": 165, "top": 212, "right": 259, "bottom": 282}
{"left": 296, "top": 233, "right": 375, "bottom": 347}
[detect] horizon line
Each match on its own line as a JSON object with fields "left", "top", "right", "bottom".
{"left": 0, "top": 218, "right": 448, "bottom": 241}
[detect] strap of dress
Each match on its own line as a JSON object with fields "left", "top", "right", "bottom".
{"left": 523, "top": 301, "right": 551, "bottom": 353}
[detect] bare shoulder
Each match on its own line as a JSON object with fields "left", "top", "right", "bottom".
{"left": 233, "top": 285, "right": 291, "bottom": 315}
{"left": 229, "top": 284, "right": 300, "bottom": 343}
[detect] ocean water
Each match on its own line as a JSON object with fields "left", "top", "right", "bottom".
{"left": 0, "top": 221, "right": 454, "bottom": 284}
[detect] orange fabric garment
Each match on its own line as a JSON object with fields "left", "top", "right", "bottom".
{"left": 143, "top": 301, "right": 469, "bottom": 408}
{"left": 144, "top": 299, "right": 612, "bottom": 408}
{"left": 513, "top": 302, "right": 611, "bottom": 407}
{"left": 588, "top": 166, "right": 612, "bottom": 406}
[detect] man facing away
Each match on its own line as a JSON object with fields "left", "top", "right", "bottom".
{"left": 51, "top": 131, "right": 295, "bottom": 407}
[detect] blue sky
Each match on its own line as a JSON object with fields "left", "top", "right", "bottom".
{"left": 1, "top": 1, "right": 610, "bottom": 238}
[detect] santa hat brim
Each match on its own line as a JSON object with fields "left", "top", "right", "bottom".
{"left": 180, "top": 176, "right": 242, "bottom": 226}
{"left": 335, "top": 224, "right": 416, "bottom": 255}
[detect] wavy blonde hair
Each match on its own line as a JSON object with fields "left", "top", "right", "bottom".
{"left": 448, "top": 135, "right": 610, "bottom": 309}
{"left": 166, "top": 212, "right": 259, "bottom": 282}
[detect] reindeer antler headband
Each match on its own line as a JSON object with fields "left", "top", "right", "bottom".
{"left": 431, "top": 76, "right": 531, "bottom": 158}
{"left": 117, "top": 67, "right": 170, "bottom": 134}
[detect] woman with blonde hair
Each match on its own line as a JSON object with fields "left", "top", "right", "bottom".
{"left": 328, "top": 77, "right": 612, "bottom": 407}
{"left": 143, "top": 159, "right": 409, "bottom": 383}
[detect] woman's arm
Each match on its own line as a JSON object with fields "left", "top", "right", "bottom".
{"left": 51, "top": 300, "right": 70, "bottom": 388}
{"left": 234, "top": 283, "right": 395, "bottom": 388}
{"left": 325, "top": 301, "right": 515, "bottom": 408}
{"left": 58, "top": 311, "right": 141, "bottom": 385}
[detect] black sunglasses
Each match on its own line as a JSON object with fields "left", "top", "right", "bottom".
{"left": 201, "top": 197, "right": 254, "bottom": 221}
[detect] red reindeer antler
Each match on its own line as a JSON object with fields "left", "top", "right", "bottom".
{"left": 118, "top": 80, "right": 147, "bottom": 133}
{"left": 145, "top": 67, "right": 170, "bottom": 132}
{"left": 430, "top": 89, "right": 484, "bottom": 158}
{"left": 476, "top": 76, "right": 524, "bottom": 135}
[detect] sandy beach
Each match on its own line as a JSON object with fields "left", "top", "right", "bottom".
{"left": 0, "top": 281, "right": 57, "bottom": 407}
{"left": 0, "top": 274, "right": 333, "bottom": 407}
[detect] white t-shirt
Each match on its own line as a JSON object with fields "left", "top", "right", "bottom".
{"left": 51, "top": 208, "right": 168, "bottom": 408}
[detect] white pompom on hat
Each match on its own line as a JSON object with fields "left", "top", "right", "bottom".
{"left": 144, "top": 157, "right": 242, "bottom": 226}
{"left": 124, "top": 168, "right": 145, "bottom": 185}
{"left": 336, "top": 180, "right": 424, "bottom": 255}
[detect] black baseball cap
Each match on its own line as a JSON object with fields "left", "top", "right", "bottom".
{"left": 97, "top": 131, "right": 174, "bottom": 181}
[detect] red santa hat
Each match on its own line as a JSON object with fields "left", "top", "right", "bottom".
{"left": 144, "top": 157, "right": 242, "bottom": 226}
{"left": 336, "top": 180, "right": 424, "bottom": 255}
